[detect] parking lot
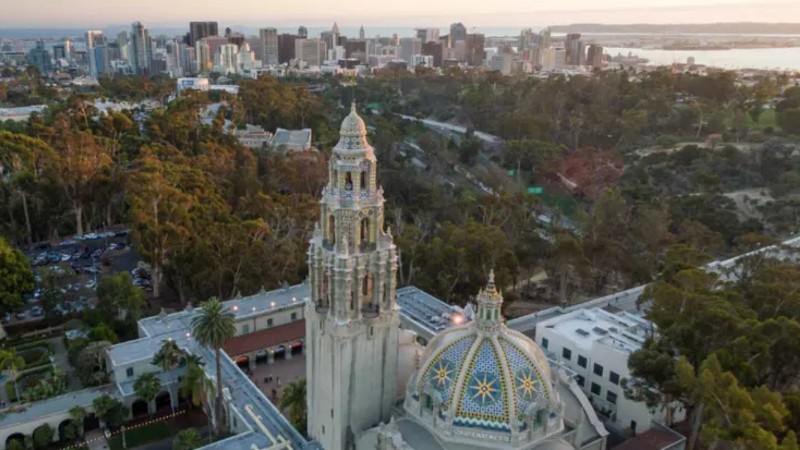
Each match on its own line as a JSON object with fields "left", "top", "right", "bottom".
{"left": 8, "top": 229, "right": 146, "bottom": 326}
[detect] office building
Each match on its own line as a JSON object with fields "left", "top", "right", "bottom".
{"left": 259, "top": 28, "right": 279, "bottom": 65}
{"left": 27, "top": 40, "right": 52, "bottom": 74}
{"left": 535, "top": 307, "right": 685, "bottom": 433}
{"left": 195, "top": 35, "right": 228, "bottom": 72}
{"left": 180, "top": 45, "right": 197, "bottom": 76}
{"left": 117, "top": 31, "right": 130, "bottom": 61}
{"left": 344, "top": 40, "right": 367, "bottom": 63}
{"left": 298, "top": 26, "right": 308, "bottom": 38}
{"left": 587, "top": 44, "right": 604, "bottom": 69}
{"left": 565, "top": 33, "right": 584, "bottom": 66}
{"left": 519, "top": 28, "right": 539, "bottom": 52}
{"left": 415, "top": 28, "right": 440, "bottom": 43}
{"left": 216, "top": 43, "right": 239, "bottom": 73}
{"left": 540, "top": 27, "right": 552, "bottom": 49}
{"left": 130, "top": 21, "right": 151, "bottom": 75}
{"left": 189, "top": 21, "right": 218, "bottom": 47}
{"left": 489, "top": 51, "right": 514, "bottom": 75}
{"left": 465, "top": 33, "right": 485, "bottom": 66}
{"left": 85, "top": 30, "right": 109, "bottom": 78}
{"left": 421, "top": 41, "right": 443, "bottom": 67}
{"left": 410, "top": 54, "right": 434, "bottom": 69}
{"left": 359, "top": 25, "right": 365, "bottom": 40}
{"left": 540, "top": 47, "right": 557, "bottom": 71}
{"left": 449, "top": 22, "right": 467, "bottom": 45}
{"left": 331, "top": 22, "right": 340, "bottom": 47}
{"left": 294, "top": 38, "right": 326, "bottom": 67}
{"left": 278, "top": 34, "right": 299, "bottom": 64}
{"left": 399, "top": 37, "right": 421, "bottom": 63}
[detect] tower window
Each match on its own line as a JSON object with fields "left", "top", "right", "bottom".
{"left": 360, "top": 171, "right": 366, "bottom": 189}
{"left": 345, "top": 172, "right": 353, "bottom": 190}
{"left": 328, "top": 215, "right": 336, "bottom": 244}
{"left": 362, "top": 273, "right": 374, "bottom": 299}
{"left": 360, "top": 218, "right": 369, "bottom": 244}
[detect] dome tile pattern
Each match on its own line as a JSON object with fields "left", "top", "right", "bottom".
{"left": 500, "top": 337, "right": 549, "bottom": 420}
{"left": 455, "top": 339, "right": 510, "bottom": 430}
{"left": 423, "top": 334, "right": 476, "bottom": 408}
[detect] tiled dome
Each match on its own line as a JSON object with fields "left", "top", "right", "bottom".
{"left": 334, "top": 103, "right": 370, "bottom": 155}
{"left": 406, "top": 272, "right": 561, "bottom": 444}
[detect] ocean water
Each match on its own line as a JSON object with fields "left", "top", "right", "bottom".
{"left": 605, "top": 46, "right": 800, "bottom": 71}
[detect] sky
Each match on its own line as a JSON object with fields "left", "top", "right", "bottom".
{"left": 0, "top": 0, "right": 799, "bottom": 29}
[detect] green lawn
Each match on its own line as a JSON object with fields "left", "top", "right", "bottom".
{"left": 107, "top": 422, "right": 172, "bottom": 450}
{"left": 744, "top": 108, "right": 779, "bottom": 130}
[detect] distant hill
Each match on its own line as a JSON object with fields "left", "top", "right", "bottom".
{"left": 549, "top": 23, "right": 800, "bottom": 35}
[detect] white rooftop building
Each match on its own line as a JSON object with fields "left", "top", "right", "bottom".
{"left": 534, "top": 308, "right": 683, "bottom": 434}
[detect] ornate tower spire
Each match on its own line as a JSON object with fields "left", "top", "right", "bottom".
{"left": 476, "top": 269, "right": 503, "bottom": 331}
{"left": 306, "top": 104, "right": 400, "bottom": 450}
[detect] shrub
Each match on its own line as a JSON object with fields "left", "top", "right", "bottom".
{"left": 32, "top": 424, "right": 54, "bottom": 450}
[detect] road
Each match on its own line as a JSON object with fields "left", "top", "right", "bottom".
{"left": 395, "top": 114, "right": 503, "bottom": 145}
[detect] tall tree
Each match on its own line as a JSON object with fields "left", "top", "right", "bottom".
{"left": 172, "top": 428, "right": 203, "bottom": 450}
{"left": 192, "top": 298, "right": 235, "bottom": 437}
{"left": 0, "top": 237, "right": 34, "bottom": 315}
{"left": 153, "top": 339, "right": 186, "bottom": 372}
{"left": 279, "top": 378, "right": 308, "bottom": 435}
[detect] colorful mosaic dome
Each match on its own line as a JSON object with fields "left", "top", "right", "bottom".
{"left": 407, "top": 273, "right": 559, "bottom": 439}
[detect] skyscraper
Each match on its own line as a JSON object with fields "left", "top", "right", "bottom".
{"left": 28, "top": 40, "right": 52, "bottom": 74}
{"left": 587, "top": 44, "right": 604, "bottom": 69}
{"left": 449, "top": 22, "right": 467, "bottom": 45}
{"left": 519, "top": 28, "right": 539, "bottom": 52}
{"left": 298, "top": 26, "right": 308, "bottom": 38}
{"left": 415, "top": 28, "right": 440, "bottom": 43}
{"left": 278, "top": 34, "right": 299, "bottom": 64}
{"left": 294, "top": 38, "right": 326, "bottom": 67}
{"left": 399, "top": 37, "right": 421, "bottom": 63}
{"left": 86, "top": 30, "right": 109, "bottom": 78}
{"left": 359, "top": 25, "right": 365, "bottom": 40}
{"left": 130, "top": 21, "right": 151, "bottom": 75}
{"left": 465, "top": 33, "right": 485, "bottom": 66}
{"left": 331, "top": 22, "right": 340, "bottom": 47}
{"left": 188, "top": 21, "right": 218, "bottom": 47}
{"left": 565, "top": 33, "right": 583, "bottom": 66}
{"left": 540, "top": 27, "right": 552, "bottom": 49}
{"left": 259, "top": 28, "right": 279, "bottom": 65}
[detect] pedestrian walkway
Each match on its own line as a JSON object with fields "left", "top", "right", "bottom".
{"left": 250, "top": 355, "right": 305, "bottom": 404}
{"left": 85, "top": 430, "right": 108, "bottom": 450}
{"left": 49, "top": 336, "right": 82, "bottom": 391}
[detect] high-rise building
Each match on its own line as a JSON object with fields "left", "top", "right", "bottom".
{"left": 465, "top": 33, "right": 485, "bottom": 66}
{"left": 359, "top": 25, "right": 365, "bottom": 40}
{"left": 188, "top": 21, "right": 218, "bottom": 47}
{"left": 519, "top": 28, "right": 540, "bottom": 52}
{"left": 344, "top": 40, "right": 367, "bottom": 63}
{"left": 294, "top": 38, "right": 326, "bottom": 67}
{"left": 216, "top": 43, "right": 238, "bottom": 73}
{"left": 306, "top": 105, "right": 400, "bottom": 450}
{"left": 52, "top": 41, "right": 70, "bottom": 61}
{"left": 259, "top": 28, "right": 279, "bottom": 65}
{"left": 421, "top": 41, "right": 443, "bottom": 67}
{"left": 130, "top": 21, "right": 151, "bottom": 75}
{"left": 331, "top": 22, "right": 340, "bottom": 47}
{"left": 117, "top": 31, "right": 130, "bottom": 61}
{"left": 179, "top": 45, "right": 197, "bottom": 76}
{"left": 586, "top": 44, "right": 604, "bottom": 69}
{"left": 540, "top": 27, "right": 552, "bottom": 49}
{"left": 86, "top": 30, "right": 109, "bottom": 78}
{"left": 28, "top": 40, "right": 52, "bottom": 74}
{"left": 278, "top": 34, "right": 299, "bottom": 64}
{"left": 298, "top": 26, "right": 308, "bottom": 38}
{"left": 415, "top": 28, "right": 440, "bottom": 43}
{"left": 565, "top": 33, "right": 583, "bottom": 66}
{"left": 449, "top": 22, "right": 467, "bottom": 45}
{"left": 399, "top": 37, "right": 421, "bottom": 63}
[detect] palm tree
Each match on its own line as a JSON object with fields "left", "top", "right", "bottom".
{"left": 181, "top": 359, "right": 212, "bottom": 409}
{"left": 279, "top": 379, "right": 307, "bottom": 435}
{"left": 68, "top": 406, "right": 87, "bottom": 438}
{"left": 172, "top": 428, "right": 203, "bottom": 450}
{"left": 0, "top": 349, "right": 26, "bottom": 402}
{"left": 192, "top": 298, "right": 235, "bottom": 437}
{"left": 133, "top": 373, "right": 162, "bottom": 417}
{"left": 152, "top": 339, "right": 186, "bottom": 371}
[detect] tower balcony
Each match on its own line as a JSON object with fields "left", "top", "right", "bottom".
{"left": 315, "top": 301, "right": 330, "bottom": 314}
{"left": 361, "top": 303, "right": 380, "bottom": 319}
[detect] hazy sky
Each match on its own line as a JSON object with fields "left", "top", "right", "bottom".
{"left": 1, "top": 0, "right": 799, "bottom": 28}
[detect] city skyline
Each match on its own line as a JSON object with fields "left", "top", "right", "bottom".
{"left": 1, "top": 0, "right": 799, "bottom": 28}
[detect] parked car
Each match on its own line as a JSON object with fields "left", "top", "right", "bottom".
{"left": 31, "top": 306, "right": 43, "bottom": 317}
{"left": 16, "top": 311, "right": 27, "bottom": 320}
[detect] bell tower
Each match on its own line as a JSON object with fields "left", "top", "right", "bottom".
{"left": 306, "top": 103, "right": 400, "bottom": 450}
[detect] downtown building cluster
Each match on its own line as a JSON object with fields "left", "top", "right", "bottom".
{"left": 9, "top": 22, "right": 606, "bottom": 79}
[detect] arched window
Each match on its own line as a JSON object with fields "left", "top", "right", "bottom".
{"left": 360, "top": 218, "right": 369, "bottom": 244}
{"left": 322, "top": 272, "right": 329, "bottom": 303}
{"left": 362, "top": 273, "right": 373, "bottom": 299}
{"left": 332, "top": 169, "right": 338, "bottom": 187}
{"left": 345, "top": 172, "right": 353, "bottom": 191}
{"left": 360, "top": 171, "right": 366, "bottom": 190}
{"left": 328, "top": 215, "right": 335, "bottom": 244}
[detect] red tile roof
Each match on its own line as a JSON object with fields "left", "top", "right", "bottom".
{"left": 223, "top": 320, "right": 306, "bottom": 356}
{"left": 612, "top": 427, "right": 685, "bottom": 450}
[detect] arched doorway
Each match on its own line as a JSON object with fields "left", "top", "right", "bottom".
{"left": 6, "top": 433, "right": 25, "bottom": 448}
{"left": 83, "top": 414, "right": 100, "bottom": 432}
{"left": 58, "top": 419, "right": 77, "bottom": 443}
{"left": 155, "top": 391, "right": 171, "bottom": 412}
{"left": 131, "top": 399, "right": 149, "bottom": 417}
{"left": 235, "top": 355, "right": 249, "bottom": 370}
{"left": 291, "top": 341, "right": 303, "bottom": 356}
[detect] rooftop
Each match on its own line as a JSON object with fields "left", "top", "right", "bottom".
{"left": 396, "top": 286, "right": 462, "bottom": 336}
{"left": 272, "top": 128, "right": 312, "bottom": 150}
{"left": 536, "top": 307, "right": 652, "bottom": 353}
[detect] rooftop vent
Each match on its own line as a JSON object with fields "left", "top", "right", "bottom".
{"left": 592, "top": 327, "right": 608, "bottom": 335}
{"left": 576, "top": 329, "right": 590, "bottom": 337}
